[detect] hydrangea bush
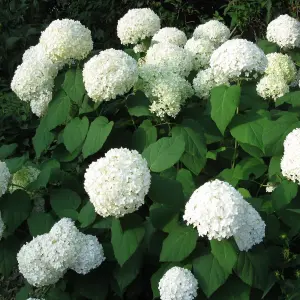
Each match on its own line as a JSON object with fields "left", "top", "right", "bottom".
{"left": 2, "top": 8, "right": 300, "bottom": 299}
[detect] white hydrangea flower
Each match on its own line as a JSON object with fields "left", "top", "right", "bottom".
{"left": 256, "top": 74, "right": 289, "bottom": 101}
{"left": 70, "top": 233, "right": 105, "bottom": 275}
{"left": 83, "top": 49, "right": 138, "bottom": 102}
{"left": 210, "top": 39, "right": 268, "bottom": 80}
{"left": 193, "top": 20, "right": 230, "bottom": 47}
{"left": 9, "top": 166, "right": 40, "bottom": 193}
{"left": 0, "top": 212, "right": 5, "bottom": 241}
{"left": 0, "top": 161, "right": 11, "bottom": 197}
{"left": 184, "top": 37, "right": 215, "bottom": 70}
{"left": 267, "top": 14, "right": 300, "bottom": 49}
{"left": 152, "top": 27, "right": 187, "bottom": 47}
{"left": 133, "top": 43, "right": 148, "bottom": 53}
{"left": 265, "top": 53, "right": 296, "bottom": 83}
{"left": 266, "top": 182, "right": 277, "bottom": 193}
{"left": 138, "top": 65, "right": 194, "bottom": 118}
{"left": 145, "top": 43, "right": 193, "bottom": 77}
{"left": 84, "top": 148, "right": 151, "bottom": 218}
{"left": 17, "top": 234, "right": 66, "bottom": 287}
{"left": 117, "top": 8, "right": 160, "bottom": 45}
{"left": 281, "top": 128, "right": 300, "bottom": 184}
{"left": 40, "top": 19, "right": 93, "bottom": 64}
{"left": 183, "top": 180, "right": 265, "bottom": 251}
{"left": 193, "top": 68, "right": 229, "bottom": 99}
{"left": 158, "top": 267, "right": 198, "bottom": 300}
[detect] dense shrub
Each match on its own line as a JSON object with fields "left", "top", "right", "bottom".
{"left": 2, "top": 3, "right": 300, "bottom": 300}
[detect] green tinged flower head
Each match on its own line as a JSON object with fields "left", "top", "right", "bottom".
{"left": 10, "top": 166, "right": 40, "bottom": 193}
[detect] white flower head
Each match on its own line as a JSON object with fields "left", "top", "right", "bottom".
{"left": 40, "top": 19, "right": 93, "bottom": 64}
{"left": 133, "top": 43, "right": 148, "bottom": 54}
{"left": 138, "top": 65, "right": 194, "bottom": 118}
{"left": 84, "top": 148, "right": 151, "bottom": 218}
{"left": 9, "top": 166, "right": 40, "bottom": 193}
{"left": 210, "top": 39, "right": 268, "bottom": 80}
{"left": 83, "top": 49, "right": 138, "bottom": 102}
{"left": 256, "top": 74, "right": 289, "bottom": 101}
{"left": 158, "top": 267, "right": 198, "bottom": 300}
{"left": 184, "top": 37, "right": 215, "bottom": 71}
{"left": 193, "top": 68, "right": 229, "bottom": 99}
{"left": 267, "top": 14, "right": 300, "bottom": 49}
{"left": 117, "top": 8, "right": 160, "bottom": 45}
{"left": 0, "top": 161, "right": 11, "bottom": 197}
{"left": 152, "top": 27, "right": 187, "bottom": 47}
{"left": 183, "top": 179, "right": 265, "bottom": 251}
{"left": 145, "top": 42, "right": 193, "bottom": 77}
{"left": 266, "top": 182, "right": 277, "bottom": 193}
{"left": 265, "top": 53, "right": 296, "bottom": 83}
{"left": 70, "top": 233, "right": 105, "bottom": 275}
{"left": 193, "top": 20, "right": 230, "bottom": 47}
{"left": 281, "top": 128, "right": 300, "bottom": 184}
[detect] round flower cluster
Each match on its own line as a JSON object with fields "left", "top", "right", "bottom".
{"left": 158, "top": 267, "right": 198, "bottom": 300}
{"left": 144, "top": 43, "right": 193, "bottom": 77}
{"left": 281, "top": 128, "right": 300, "bottom": 184}
{"left": 117, "top": 8, "right": 160, "bottom": 45}
{"left": 138, "top": 65, "right": 194, "bottom": 118}
{"left": 210, "top": 39, "right": 268, "bottom": 80}
{"left": 193, "top": 20, "right": 230, "bottom": 47}
{"left": 183, "top": 180, "right": 265, "bottom": 251}
{"left": 152, "top": 27, "right": 187, "bottom": 47}
{"left": 267, "top": 14, "right": 300, "bottom": 49}
{"left": 265, "top": 53, "right": 296, "bottom": 83}
{"left": 193, "top": 68, "right": 229, "bottom": 99}
{"left": 133, "top": 43, "right": 148, "bottom": 54}
{"left": 9, "top": 166, "right": 40, "bottom": 193}
{"left": 84, "top": 148, "right": 151, "bottom": 218}
{"left": 0, "top": 213, "right": 5, "bottom": 241}
{"left": 39, "top": 19, "right": 93, "bottom": 64}
{"left": 256, "top": 74, "right": 289, "bottom": 101}
{"left": 184, "top": 38, "right": 215, "bottom": 70}
{"left": 266, "top": 182, "right": 277, "bottom": 193}
{"left": 83, "top": 49, "right": 138, "bottom": 102}
{"left": 0, "top": 161, "right": 11, "bottom": 197}
{"left": 17, "top": 218, "right": 105, "bottom": 286}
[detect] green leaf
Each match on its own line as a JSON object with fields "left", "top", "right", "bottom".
{"left": 234, "top": 157, "right": 267, "bottom": 180}
{"left": 193, "top": 253, "right": 230, "bottom": 297}
{"left": 78, "top": 201, "right": 96, "bottom": 228}
{"left": 142, "top": 136, "right": 185, "bottom": 172}
{"left": 27, "top": 212, "right": 56, "bottom": 236}
{"left": 46, "top": 91, "right": 71, "bottom": 130}
{"left": 210, "top": 85, "right": 241, "bottom": 135}
{"left": 0, "top": 236, "right": 20, "bottom": 277}
{"left": 111, "top": 218, "right": 145, "bottom": 266}
{"left": 62, "top": 68, "right": 85, "bottom": 105}
{"left": 50, "top": 189, "right": 81, "bottom": 217}
{"left": 268, "top": 156, "right": 281, "bottom": 179}
{"left": 0, "top": 190, "right": 31, "bottom": 234}
{"left": 172, "top": 119, "right": 207, "bottom": 175}
{"left": 47, "top": 288, "right": 71, "bottom": 300}
{"left": 257, "top": 39, "right": 279, "bottom": 54}
{"left": 132, "top": 120, "right": 157, "bottom": 152}
{"left": 210, "top": 239, "right": 238, "bottom": 273}
{"left": 276, "top": 91, "right": 300, "bottom": 107}
{"left": 160, "top": 226, "right": 198, "bottom": 262}
{"left": 0, "top": 143, "right": 17, "bottom": 159}
{"left": 234, "top": 251, "right": 269, "bottom": 290}
{"left": 82, "top": 116, "right": 114, "bottom": 158}
{"left": 5, "top": 154, "right": 28, "bottom": 173}
{"left": 271, "top": 180, "right": 298, "bottom": 211}
{"left": 176, "top": 168, "right": 196, "bottom": 198}
{"left": 16, "top": 285, "right": 31, "bottom": 300}
{"left": 63, "top": 116, "right": 89, "bottom": 153}
{"left": 149, "top": 203, "right": 177, "bottom": 229}
{"left": 33, "top": 118, "right": 55, "bottom": 158}
{"left": 127, "top": 91, "right": 151, "bottom": 117}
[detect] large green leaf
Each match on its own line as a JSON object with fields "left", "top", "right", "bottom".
{"left": 276, "top": 91, "right": 300, "bottom": 107}
{"left": 210, "top": 85, "right": 241, "bottom": 135}
{"left": 0, "top": 190, "right": 31, "bottom": 235}
{"left": 210, "top": 239, "right": 238, "bottom": 273}
{"left": 193, "top": 253, "right": 230, "bottom": 297}
{"left": 78, "top": 201, "right": 96, "bottom": 228}
{"left": 176, "top": 168, "right": 196, "bottom": 198}
{"left": 257, "top": 39, "right": 279, "bottom": 54}
{"left": 172, "top": 119, "right": 207, "bottom": 175}
{"left": 27, "top": 212, "right": 56, "bottom": 237}
{"left": 46, "top": 90, "right": 71, "bottom": 130}
{"left": 5, "top": 154, "right": 28, "bottom": 173}
{"left": 127, "top": 91, "right": 151, "bottom": 117}
{"left": 62, "top": 68, "right": 85, "bottom": 105}
{"left": 142, "top": 136, "right": 185, "bottom": 172}
{"left": 0, "top": 143, "right": 17, "bottom": 159}
{"left": 63, "top": 116, "right": 89, "bottom": 153}
{"left": 111, "top": 218, "right": 145, "bottom": 266}
{"left": 82, "top": 116, "right": 113, "bottom": 158}
{"left": 132, "top": 120, "right": 157, "bottom": 152}
{"left": 149, "top": 203, "right": 178, "bottom": 229}
{"left": 160, "top": 226, "right": 198, "bottom": 262}
{"left": 0, "top": 236, "right": 20, "bottom": 277}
